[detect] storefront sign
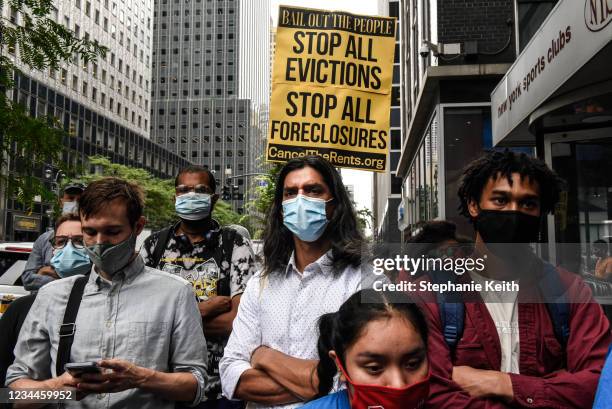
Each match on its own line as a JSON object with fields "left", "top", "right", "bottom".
{"left": 491, "top": 0, "right": 612, "bottom": 145}
{"left": 585, "top": 0, "right": 612, "bottom": 32}
{"left": 266, "top": 6, "right": 396, "bottom": 172}
{"left": 13, "top": 215, "right": 40, "bottom": 232}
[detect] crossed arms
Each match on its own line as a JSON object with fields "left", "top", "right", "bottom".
{"left": 219, "top": 276, "right": 319, "bottom": 405}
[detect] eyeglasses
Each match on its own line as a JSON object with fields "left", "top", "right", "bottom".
{"left": 175, "top": 184, "right": 213, "bottom": 195}
{"left": 50, "top": 235, "right": 85, "bottom": 249}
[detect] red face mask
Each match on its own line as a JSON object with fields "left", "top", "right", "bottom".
{"left": 335, "top": 358, "right": 430, "bottom": 409}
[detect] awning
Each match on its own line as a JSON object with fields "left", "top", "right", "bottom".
{"left": 491, "top": 0, "right": 612, "bottom": 146}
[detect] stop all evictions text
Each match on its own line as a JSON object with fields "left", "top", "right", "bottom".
{"left": 266, "top": 6, "right": 397, "bottom": 172}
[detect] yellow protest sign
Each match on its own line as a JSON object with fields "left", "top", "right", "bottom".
{"left": 267, "top": 6, "right": 397, "bottom": 172}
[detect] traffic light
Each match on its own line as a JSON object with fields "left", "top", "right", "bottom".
{"left": 231, "top": 185, "right": 242, "bottom": 200}
{"left": 222, "top": 185, "right": 231, "bottom": 200}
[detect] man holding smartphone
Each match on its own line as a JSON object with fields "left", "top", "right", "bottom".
{"left": 5, "top": 178, "right": 208, "bottom": 408}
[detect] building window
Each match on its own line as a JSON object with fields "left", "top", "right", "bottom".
{"left": 551, "top": 136, "right": 612, "bottom": 274}
{"left": 517, "top": 0, "right": 557, "bottom": 52}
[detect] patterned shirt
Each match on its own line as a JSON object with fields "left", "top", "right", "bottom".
{"left": 219, "top": 251, "right": 364, "bottom": 409}
{"left": 141, "top": 220, "right": 257, "bottom": 400}
{"left": 6, "top": 256, "right": 208, "bottom": 408}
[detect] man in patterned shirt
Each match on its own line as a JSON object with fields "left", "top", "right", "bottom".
{"left": 141, "top": 165, "right": 256, "bottom": 409}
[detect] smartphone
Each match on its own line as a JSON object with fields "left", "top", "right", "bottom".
{"left": 64, "top": 362, "right": 102, "bottom": 377}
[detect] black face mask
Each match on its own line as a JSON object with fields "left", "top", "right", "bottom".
{"left": 475, "top": 209, "right": 541, "bottom": 244}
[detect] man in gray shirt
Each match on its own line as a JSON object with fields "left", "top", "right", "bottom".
{"left": 6, "top": 177, "right": 208, "bottom": 408}
{"left": 22, "top": 183, "right": 86, "bottom": 291}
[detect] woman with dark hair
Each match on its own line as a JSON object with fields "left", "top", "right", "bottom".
{"left": 303, "top": 289, "right": 430, "bottom": 409}
{"left": 220, "top": 155, "right": 366, "bottom": 408}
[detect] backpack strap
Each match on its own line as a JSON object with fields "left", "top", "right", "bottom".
{"left": 539, "top": 262, "right": 571, "bottom": 347}
{"left": 440, "top": 301, "right": 465, "bottom": 349}
{"left": 222, "top": 227, "right": 237, "bottom": 264}
{"left": 56, "top": 276, "right": 88, "bottom": 376}
{"left": 150, "top": 226, "right": 174, "bottom": 268}
{"left": 428, "top": 269, "right": 465, "bottom": 350}
{"left": 216, "top": 228, "right": 237, "bottom": 297}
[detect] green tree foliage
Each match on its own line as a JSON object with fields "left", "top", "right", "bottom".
{"left": 244, "top": 164, "right": 373, "bottom": 239}
{"left": 213, "top": 200, "right": 248, "bottom": 228}
{"left": 72, "top": 157, "right": 244, "bottom": 231}
{"left": 0, "top": 0, "right": 107, "bottom": 209}
{"left": 356, "top": 207, "right": 374, "bottom": 236}
{"left": 245, "top": 164, "right": 281, "bottom": 239}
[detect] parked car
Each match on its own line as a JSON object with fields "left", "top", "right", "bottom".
{"left": 0, "top": 242, "right": 32, "bottom": 315}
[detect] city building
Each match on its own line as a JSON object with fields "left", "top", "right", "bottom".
{"left": 151, "top": 0, "right": 270, "bottom": 213}
{"left": 394, "top": 0, "right": 522, "bottom": 240}
{"left": 393, "top": 0, "right": 612, "bottom": 276}
{"left": 491, "top": 0, "right": 612, "bottom": 274}
{"left": 373, "top": 0, "right": 403, "bottom": 243}
{"left": 1, "top": 0, "right": 190, "bottom": 241}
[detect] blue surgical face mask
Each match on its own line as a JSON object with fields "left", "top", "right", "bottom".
{"left": 50, "top": 241, "right": 92, "bottom": 278}
{"left": 175, "top": 192, "right": 212, "bottom": 220}
{"left": 62, "top": 201, "right": 78, "bottom": 215}
{"left": 282, "top": 195, "right": 331, "bottom": 242}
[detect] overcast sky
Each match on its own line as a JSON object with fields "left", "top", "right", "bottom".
{"left": 269, "top": 0, "right": 381, "bottom": 225}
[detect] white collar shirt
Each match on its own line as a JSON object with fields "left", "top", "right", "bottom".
{"left": 220, "top": 251, "right": 363, "bottom": 409}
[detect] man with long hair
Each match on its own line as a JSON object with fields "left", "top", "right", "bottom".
{"left": 220, "top": 155, "right": 364, "bottom": 408}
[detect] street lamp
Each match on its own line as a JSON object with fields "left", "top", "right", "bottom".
{"left": 42, "top": 165, "right": 65, "bottom": 231}
{"left": 43, "top": 165, "right": 66, "bottom": 195}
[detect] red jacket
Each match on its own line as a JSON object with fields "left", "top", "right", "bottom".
{"left": 416, "top": 267, "right": 611, "bottom": 408}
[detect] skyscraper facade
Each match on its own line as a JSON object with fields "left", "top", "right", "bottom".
{"left": 373, "top": 0, "right": 403, "bottom": 243}
{"left": 1, "top": 0, "right": 190, "bottom": 240}
{"left": 151, "top": 0, "right": 270, "bottom": 212}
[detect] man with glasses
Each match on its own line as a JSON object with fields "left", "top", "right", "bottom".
{"left": 22, "top": 182, "right": 87, "bottom": 290}
{"left": 6, "top": 177, "right": 208, "bottom": 408}
{"left": 1, "top": 213, "right": 89, "bottom": 387}
{"left": 142, "top": 165, "right": 256, "bottom": 409}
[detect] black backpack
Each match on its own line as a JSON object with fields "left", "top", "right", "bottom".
{"left": 149, "top": 224, "right": 237, "bottom": 296}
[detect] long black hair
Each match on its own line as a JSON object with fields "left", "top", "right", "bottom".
{"left": 316, "top": 290, "right": 429, "bottom": 396}
{"left": 262, "top": 155, "right": 363, "bottom": 276}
